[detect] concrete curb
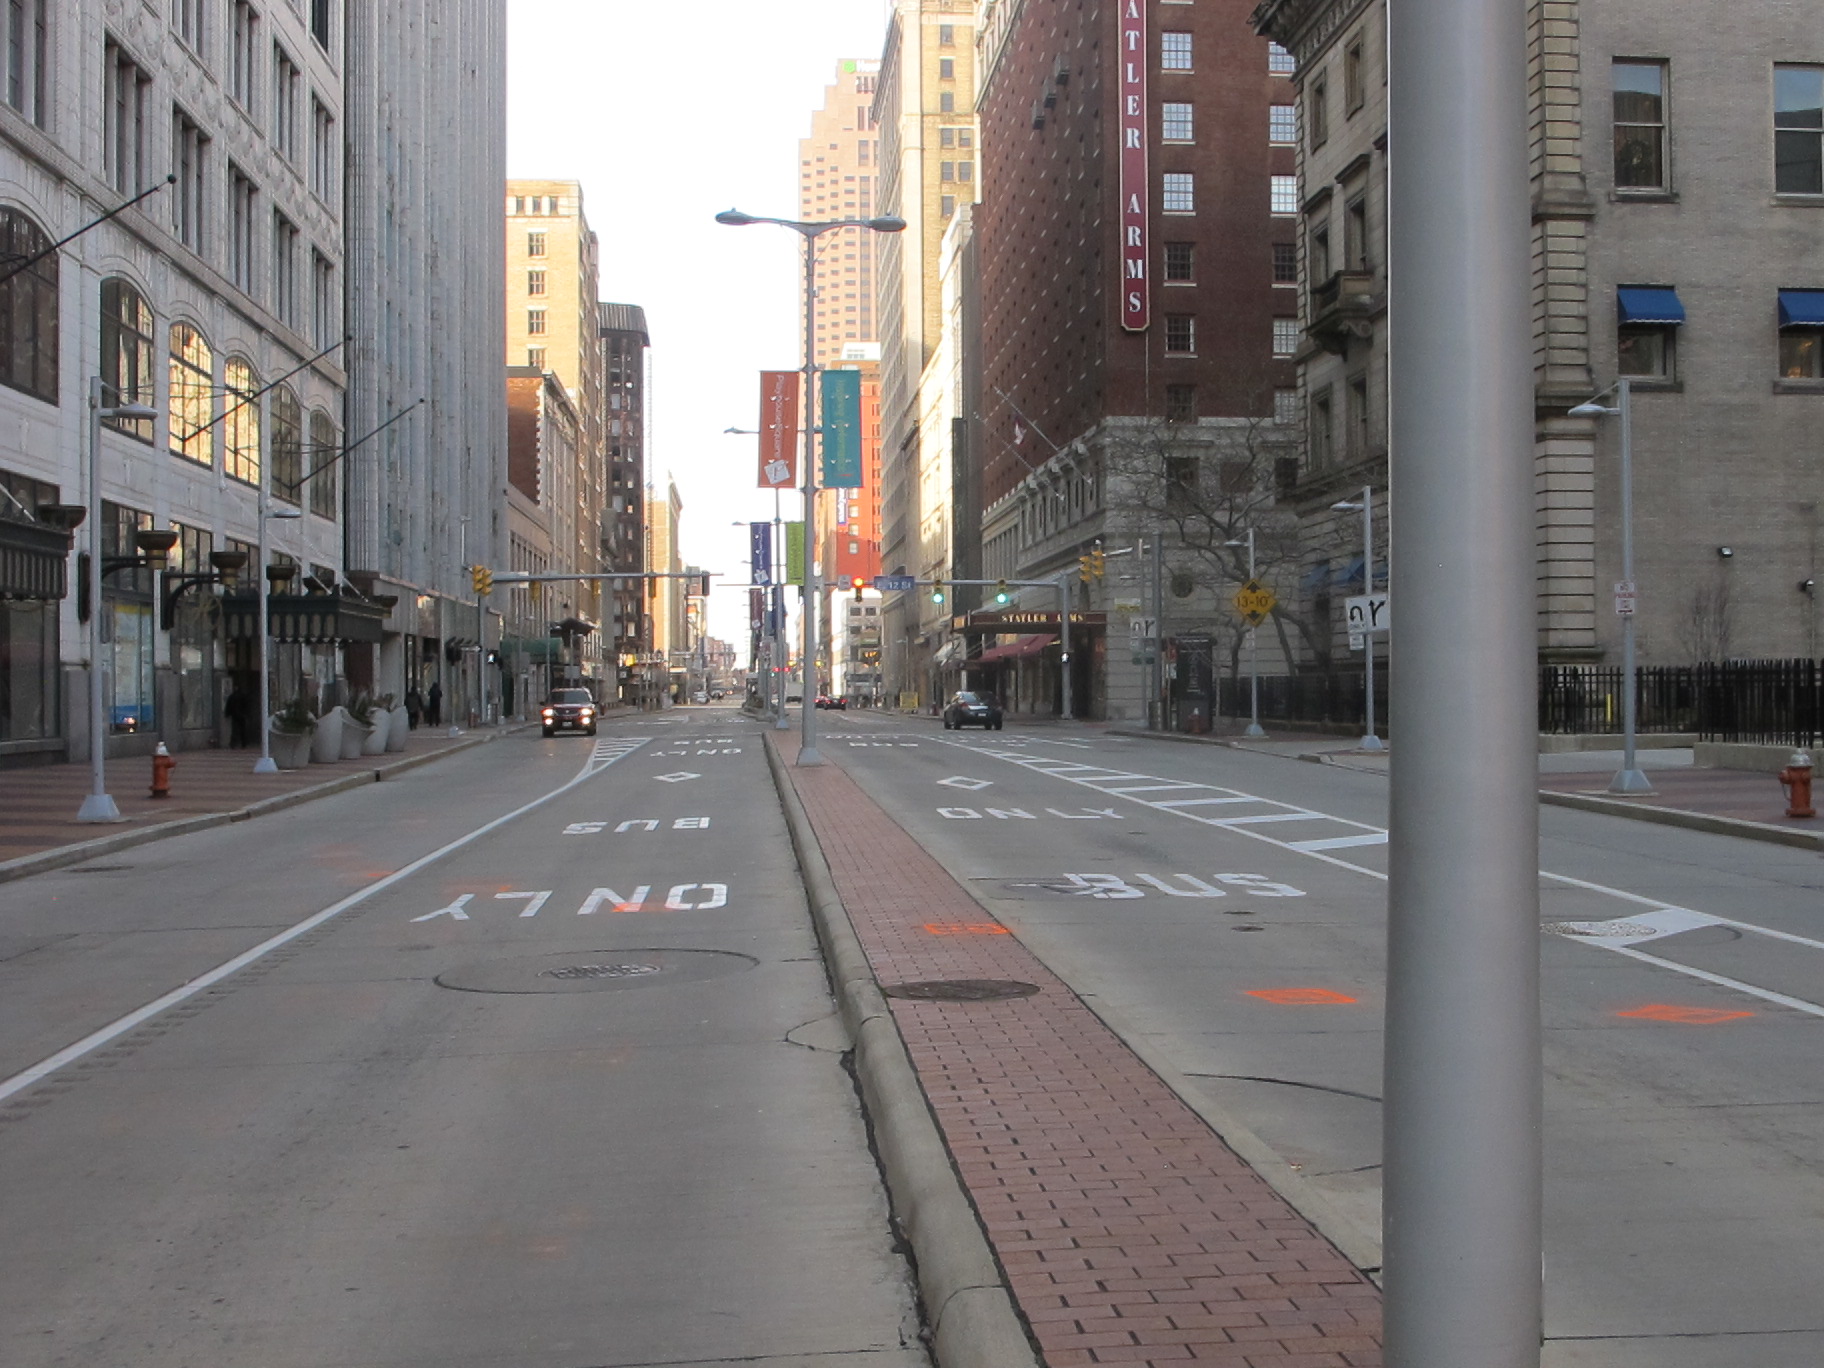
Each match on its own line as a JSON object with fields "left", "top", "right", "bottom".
{"left": 762, "top": 732, "right": 1041, "bottom": 1368}
{"left": 0, "top": 725, "right": 531, "bottom": 886}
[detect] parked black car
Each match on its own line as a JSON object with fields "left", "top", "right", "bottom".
{"left": 541, "top": 687, "right": 597, "bottom": 737}
{"left": 943, "top": 690, "right": 1003, "bottom": 730}
{"left": 815, "top": 694, "right": 848, "bottom": 710}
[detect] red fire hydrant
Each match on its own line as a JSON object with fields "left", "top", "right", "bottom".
{"left": 1779, "top": 751, "right": 1815, "bottom": 819}
{"left": 150, "top": 742, "right": 176, "bottom": 799}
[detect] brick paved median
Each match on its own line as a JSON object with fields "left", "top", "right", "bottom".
{"left": 780, "top": 737, "right": 1383, "bottom": 1366}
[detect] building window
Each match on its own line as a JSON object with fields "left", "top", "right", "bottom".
{"left": 1273, "top": 241, "right": 1298, "bottom": 283}
{"left": 527, "top": 308, "right": 546, "bottom": 335}
{"left": 1164, "top": 456, "right": 1199, "bottom": 511}
{"left": 1165, "top": 384, "right": 1197, "bottom": 422}
{"left": 527, "top": 346, "right": 545, "bottom": 369}
{"left": 1613, "top": 60, "right": 1667, "bottom": 190}
{"left": 310, "top": 0, "right": 333, "bottom": 50}
{"left": 1268, "top": 41, "right": 1295, "bottom": 76}
{"left": 4, "top": 0, "right": 48, "bottom": 127}
{"left": 1347, "top": 375, "right": 1370, "bottom": 457}
{"left": 224, "top": 357, "right": 261, "bottom": 485}
{"left": 1162, "top": 102, "right": 1194, "bottom": 142}
{"left": 940, "top": 127, "right": 956, "bottom": 148}
{"left": 958, "top": 160, "right": 974, "bottom": 183}
{"left": 229, "top": 165, "right": 258, "bottom": 295}
{"left": 1310, "top": 389, "right": 1334, "bottom": 466}
{"left": 272, "top": 212, "right": 299, "bottom": 324}
{"left": 168, "top": 324, "right": 214, "bottom": 466}
{"left": 1269, "top": 104, "right": 1297, "bottom": 145}
{"left": 1309, "top": 79, "right": 1329, "bottom": 150}
{"left": 230, "top": 2, "right": 258, "bottom": 114}
{"left": 101, "top": 279, "right": 155, "bottom": 442}
{"left": 1309, "top": 222, "right": 1332, "bottom": 280}
{"left": 1163, "top": 172, "right": 1195, "bottom": 213}
{"left": 940, "top": 194, "right": 956, "bottom": 216}
{"left": 1271, "top": 175, "right": 1298, "bottom": 215}
{"left": 1162, "top": 32, "right": 1192, "bottom": 71}
{"left": 1775, "top": 65, "right": 1824, "bottom": 195}
{"left": 271, "top": 385, "right": 302, "bottom": 506}
{"left": 310, "top": 97, "right": 337, "bottom": 204}
{"left": 104, "top": 39, "right": 152, "bottom": 195}
{"left": 312, "top": 250, "right": 337, "bottom": 348}
{"left": 273, "top": 46, "right": 300, "bottom": 161}
{"left": 173, "top": 0, "right": 204, "bottom": 53}
{"left": 171, "top": 108, "right": 208, "bottom": 251}
{"left": 939, "top": 57, "right": 954, "bottom": 80}
{"left": 1164, "top": 241, "right": 1195, "bottom": 281}
{"left": 1165, "top": 315, "right": 1196, "bottom": 354}
{"left": 527, "top": 269, "right": 546, "bottom": 295}
{"left": 527, "top": 231, "right": 546, "bottom": 257}
{"left": 1779, "top": 292, "right": 1824, "bottom": 377}
{"left": 1274, "top": 388, "right": 1300, "bottom": 425}
{"left": 309, "top": 409, "right": 338, "bottom": 519}
{"left": 939, "top": 23, "right": 954, "bottom": 45}
{"left": 1345, "top": 193, "right": 1369, "bottom": 269}
{"left": 941, "top": 160, "right": 955, "bottom": 181}
{"left": 1618, "top": 326, "right": 1674, "bottom": 378}
{"left": 0, "top": 208, "right": 57, "bottom": 405}
{"left": 1273, "top": 317, "right": 1301, "bottom": 357}
{"left": 1344, "top": 35, "right": 1366, "bottom": 114}
{"left": 939, "top": 91, "right": 954, "bottom": 113}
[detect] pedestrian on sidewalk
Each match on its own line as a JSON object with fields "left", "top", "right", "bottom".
{"left": 224, "top": 681, "right": 255, "bottom": 749}
{"left": 405, "top": 687, "right": 423, "bottom": 730}
{"left": 427, "top": 682, "right": 442, "bottom": 726}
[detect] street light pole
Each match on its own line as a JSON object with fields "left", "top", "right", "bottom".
{"left": 1225, "top": 529, "right": 1266, "bottom": 738}
{"left": 715, "top": 207, "right": 905, "bottom": 766}
{"left": 253, "top": 388, "right": 303, "bottom": 774}
{"left": 1358, "top": 490, "right": 1382, "bottom": 752}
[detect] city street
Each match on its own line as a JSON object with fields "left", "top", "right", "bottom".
{"left": 814, "top": 710, "right": 1824, "bottom": 1368}
{"left": 0, "top": 708, "right": 925, "bottom": 1368}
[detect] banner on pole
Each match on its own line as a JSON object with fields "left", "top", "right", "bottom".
{"left": 750, "top": 521, "right": 773, "bottom": 585}
{"left": 784, "top": 522, "right": 806, "bottom": 586}
{"left": 820, "top": 368, "right": 862, "bottom": 488}
{"left": 758, "top": 371, "right": 800, "bottom": 489}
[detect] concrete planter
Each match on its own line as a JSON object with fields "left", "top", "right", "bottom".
{"left": 341, "top": 716, "right": 375, "bottom": 759}
{"left": 310, "top": 707, "right": 346, "bottom": 763}
{"left": 267, "top": 724, "right": 314, "bottom": 771}
{"left": 359, "top": 710, "right": 391, "bottom": 755}
{"left": 384, "top": 706, "right": 410, "bottom": 752}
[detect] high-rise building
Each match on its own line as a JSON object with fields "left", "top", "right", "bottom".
{"left": 600, "top": 304, "right": 652, "bottom": 703}
{"left": 646, "top": 480, "right": 686, "bottom": 699}
{"left": 799, "top": 60, "right": 884, "bottom": 368}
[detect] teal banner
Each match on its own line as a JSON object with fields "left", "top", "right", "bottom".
{"left": 820, "top": 368, "right": 863, "bottom": 488}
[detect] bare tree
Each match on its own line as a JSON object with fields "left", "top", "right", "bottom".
{"left": 1678, "top": 575, "right": 1734, "bottom": 663}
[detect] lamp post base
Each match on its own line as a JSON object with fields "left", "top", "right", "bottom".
{"left": 447, "top": 725, "right": 462, "bottom": 738}
{"left": 1608, "top": 767, "right": 1654, "bottom": 795}
{"left": 252, "top": 755, "right": 279, "bottom": 775}
{"left": 76, "top": 792, "right": 123, "bottom": 823}
{"left": 1359, "top": 735, "right": 1386, "bottom": 752}
{"left": 1244, "top": 722, "right": 1267, "bottom": 739}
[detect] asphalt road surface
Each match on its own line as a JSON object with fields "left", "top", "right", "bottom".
{"left": 0, "top": 706, "right": 926, "bottom": 1368}
{"left": 818, "top": 710, "right": 1824, "bottom": 1368}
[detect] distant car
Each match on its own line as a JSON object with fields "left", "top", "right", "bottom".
{"left": 815, "top": 695, "right": 847, "bottom": 710}
{"left": 542, "top": 687, "right": 597, "bottom": 737}
{"left": 691, "top": 691, "right": 708, "bottom": 704}
{"left": 943, "top": 690, "right": 1003, "bottom": 730}
{"left": 710, "top": 690, "right": 725, "bottom": 700}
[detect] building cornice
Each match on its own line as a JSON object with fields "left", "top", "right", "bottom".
{"left": 1251, "top": 0, "right": 1376, "bottom": 71}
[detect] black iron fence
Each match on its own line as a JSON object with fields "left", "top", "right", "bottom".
{"left": 1219, "top": 659, "right": 1824, "bottom": 747}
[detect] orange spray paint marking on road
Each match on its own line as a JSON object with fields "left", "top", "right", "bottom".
{"left": 1246, "top": 987, "right": 1359, "bottom": 1005}
{"left": 923, "top": 923, "right": 1011, "bottom": 936}
{"left": 1617, "top": 1004, "right": 1754, "bottom": 1024}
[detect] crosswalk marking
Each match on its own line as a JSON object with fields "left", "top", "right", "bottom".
{"left": 1289, "top": 832, "right": 1390, "bottom": 852}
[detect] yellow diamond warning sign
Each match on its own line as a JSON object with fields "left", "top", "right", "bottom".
{"left": 1232, "top": 579, "right": 1276, "bottom": 625}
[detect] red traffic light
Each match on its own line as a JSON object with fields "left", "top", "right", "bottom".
{"left": 850, "top": 576, "right": 866, "bottom": 590}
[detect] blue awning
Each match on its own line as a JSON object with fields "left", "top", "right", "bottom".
{"left": 1779, "top": 289, "right": 1824, "bottom": 327}
{"left": 1617, "top": 286, "right": 1685, "bottom": 326}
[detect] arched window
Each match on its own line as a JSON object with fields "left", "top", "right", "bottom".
{"left": 271, "top": 385, "right": 302, "bottom": 505}
{"left": 224, "top": 357, "right": 261, "bottom": 485}
{"left": 101, "top": 277, "right": 154, "bottom": 440}
{"left": 0, "top": 207, "right": 57, "bottom": 403}
{"left": 168, "top": 323, "right": 214, "bottom": 466}
{"left": 309, "top": 409, "right": 339, "bottom": 519}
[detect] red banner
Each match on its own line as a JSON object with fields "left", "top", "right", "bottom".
{"left": 1118, "top": 0, "right": 1149, "bottom": 332}
{"left": 758, "top": 371, "right": 800, "bottom": 489}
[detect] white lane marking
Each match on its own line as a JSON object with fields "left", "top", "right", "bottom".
{"left": 0, "top": 736, "right": 651, "bottom": 1106}
{"left": 1217, "top": 812, "right": 1332, "bottom": 826}
{"left": 940, "top": 737, "right": 1824, "bottom": 1016}
{"left": 1549, "top": 908, "right": 1722, "bottom": 944}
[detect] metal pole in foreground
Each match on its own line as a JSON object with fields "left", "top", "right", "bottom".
{"left": 798, "top": 233, "right": 823, "bottom": 766}
{"left": 1360, "top": 488, "right": 1384, "bottom": 751}
{"left": 1057, "top": 570, "right": 1072, "bottom": 722}
{"left": 1386, "top": 0, "right": 1541, "bottom": 1361}
{"left": 1609, "top": 378, "right": 1651, "bottom": 793}
{"left": 1245, "top": 528, "right": 1265, "bottom": 738}
{"left": 77, "top": 377, "right": 122, "bottom": 820}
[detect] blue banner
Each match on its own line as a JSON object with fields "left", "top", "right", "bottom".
{"left": 750, "top": 521, "right": 773, "bottom": 585}
{"left": 820, "top": 368, "right": 862, "bottom": 489}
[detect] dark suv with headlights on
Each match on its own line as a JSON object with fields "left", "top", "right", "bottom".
{"left": 943, "top": 690, "right": 1003, "bottom": 730}
{"left": 542, "top": 688, "right": 597, "bottom": 737}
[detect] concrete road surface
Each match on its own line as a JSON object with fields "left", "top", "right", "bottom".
{"left": 0, "top": 706, "right": 926, "bottom": 1368}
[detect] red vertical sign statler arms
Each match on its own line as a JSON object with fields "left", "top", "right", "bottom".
{"left": 1118, "top": 0, "right": 1150, "bottom": 332}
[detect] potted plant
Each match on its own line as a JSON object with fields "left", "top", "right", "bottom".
{"left": 342, "top": 692, "right": 377, "bottom": 759}
{"left": 310, "top": 698, "right": 346, "bottom": 763}
{"left": 268, "top": 695, "right": 316, "bottom": 770}
{"left": 362, "top": 692, "right": 395, "bottom": 755}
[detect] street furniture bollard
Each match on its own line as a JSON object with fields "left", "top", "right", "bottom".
{"left": 150, "top": 741, "right": 177, "bottom": 798}
{"left": 1778, "top": 751, "right": 1815, "bottom": 819}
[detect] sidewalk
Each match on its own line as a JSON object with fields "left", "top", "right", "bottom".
{"left": 776, "top": 731, "right": 1382, "bottom": 1367}
{"left": 0, "top": 719, "right": 540, "bottom": 880}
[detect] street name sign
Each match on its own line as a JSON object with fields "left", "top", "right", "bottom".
{"left": 874, "top": 574, "right": 916, "bottom": 592}
{"left": 1232, "top": 579, "right": 1276, "bottom": 626}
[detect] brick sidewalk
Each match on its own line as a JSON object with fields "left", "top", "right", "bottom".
{"left": 780, "top": 736, "right": 1382, "bottom": 1367}
{"left": 1537, "top": 764, "right": 1816, "bottom": 828}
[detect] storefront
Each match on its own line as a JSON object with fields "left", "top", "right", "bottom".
{"left": 0, "top": 497, "right": 76, "bottom": 765}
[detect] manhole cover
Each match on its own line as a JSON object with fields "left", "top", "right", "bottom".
{"left": 882, "top": 979, "right": 1042, "bottom": 1002}
{"left": 436, "top": 948, "right": 757, "bottom": 994}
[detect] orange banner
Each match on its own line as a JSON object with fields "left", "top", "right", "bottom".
{"left": 758, "top": 371, "right": 800, "bottom": 489}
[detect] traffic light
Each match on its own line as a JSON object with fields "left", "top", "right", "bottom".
{"left": 850, "top": 575, "right": 866, "bottom": 601}
{"left": 994, "top": 579, "right": 1011, "bottom": 604}
{"left": 470, "top": 564, "right": 493, "bottom": 595}
{"left": 1078, "top": 553, "right": 1094, "bottom": 584}
{"left": 529, "top": 579, "right": 541, "bottom": 602}
{"left": 1090, "top": 545, "right": 1106, "bottom": 579}
{"left": 930, "top": 579, "right": 946, "bottom": 605}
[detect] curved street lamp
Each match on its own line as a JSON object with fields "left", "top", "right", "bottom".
{"left": 714, "top": 207, "right": 905, "bottom": 766}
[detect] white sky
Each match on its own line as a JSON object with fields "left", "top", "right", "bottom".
{"left": 506, "top": 0, "right": 894, "bottom": 655}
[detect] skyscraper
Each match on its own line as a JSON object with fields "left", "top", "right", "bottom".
{"left": 798, "top": 60, "right": 884, "bottom": 368}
